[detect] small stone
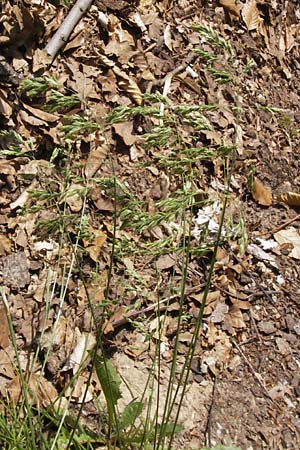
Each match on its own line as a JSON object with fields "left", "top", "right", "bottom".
{"left": 257, "top": 321, "right": 276, "bottom": 335}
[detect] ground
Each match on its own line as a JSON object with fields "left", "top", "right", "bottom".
{"left": 0, "top": 0, "right": 300, "bottom": 449}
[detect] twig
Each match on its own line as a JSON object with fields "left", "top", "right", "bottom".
{"left": 258, "top": 212, "right": 300, "bottom": 238}
{"left": 231, "top": 338, "right": 280, "bottom": 406}
{"left": 229, "top": 250, "right": 276, "bottom": 305}
{"left": 205, "top": 376, "right": 217, "bottom": 447}
{"left": 146, "top": 53, "right": 198, "bottom": 93}
{"left": 215, "top": 285, "right": 279, "bottom": 301}
{"left": 109, "top": 283, "right": 206, "bottom": 330}
{"left": 45, "top": 0, "right": 94, "bottom": 58}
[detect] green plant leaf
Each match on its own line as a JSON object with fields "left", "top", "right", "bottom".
{"left": 94, "top": 355, "right": 121, "bottom": 427}
{"left": 119, "top": 400, "right": 144, "bottom": 430}
{"left": 148, "top": 422, "right": 183, "bottom": 440}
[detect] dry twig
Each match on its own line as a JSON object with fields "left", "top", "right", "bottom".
{"left": 45, "top": 0, "right": 94, "bottom": 58}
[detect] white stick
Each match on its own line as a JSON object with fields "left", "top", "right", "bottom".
{"left": 45, "top": 0, "right": 94, "bottom": 57}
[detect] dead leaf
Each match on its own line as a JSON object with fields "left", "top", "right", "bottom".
{"left": 118, "top": 77, "right": 143, "bottom": 105}
{"left": 0, "top": 92, "right": 13, "bottom": 118}
{"left": 276, "top": 192, "right": 300, "bottom": 206}
{"left": 64, "top": 183, "right": 84, "bottom": 212}
{"left": 0, "top": 233, "right": 12, "bottom": 256}
{"left": 156, "top": 253, "right": 176, "bottom": 270}
{"left": 6, "top": 373, "right": 58, "bottom": 407}
{"left": 23, "top": 103, "right": 59, "bottom": 122}
{"left": 242, "top": 0, "right": 262, "bottom": 31}
{"left": 227, "top": 304, "right": 246, "bottom": 328}
{"left": 252, "top": 178, "right": 272, "bottom": 206}
{"left": 274, "top": 228, "right": 300, "bottom": 260}
{"left": 103, "top": 306, "right": 127, "bottom": 334}
{"left": 83, "top": 229, "right": 106, "bottom": 262}
{"left": 10, "top": 188, "right": 31, "bottom": 210}
{"left": 202, "top": 328, "right": 232, "bottom": 375}
{"left": 210, "top": 302, "right": 229, "bottom": 324}
{"left": 113, "top": 122, "right": 138, "bottom": 146}
{"left": 113, "top": 66, "right": 143, "bottom": 105}
{"left": 0, "top": 348, "right": 15, "bottom": 379}
{"left": 219, "top": 0, "right": 240, "bottom": 19}
{"left": 85, "top": 136, "right": 108, "bottom": 179}
{"left": 163, "top": 24, "right": 173, "bottom": 51}
{"left": 62, "top": 333, "right": 96, "bottom": 374}
{"left": 0, "top": 308, "right": 10, "bottom": 349}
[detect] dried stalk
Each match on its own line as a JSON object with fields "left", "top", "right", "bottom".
{"left": 45, "top": 0, "right": 94, "bottom": 58}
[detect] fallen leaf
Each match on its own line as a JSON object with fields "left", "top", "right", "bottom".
{"left": 62, "top": 333, "right": 96, "bottom": 374}
{"left": 0, "top": 308, "right": 10, "bottom": 349}
{"left": 247, "top": 243, "right": 277, "bottom": 262}
{"left": 274, "top": 228, "right": 300, "bottom": 260}
{"left": 276, "top": 192, "right": 300, "bottom": 206}
{"left": 0, "top": 348, "right": 15, "bottom": 379}
{"left": 0, "top": 91, "right": 13, "bottom": 118}
{"left": 85, "top": 136, "right": 108, "bottom": 178}
{"left": 0, "top": 233, "right": 12, "bottom": 256}
{"left": 227, "top": 304, "right": 246, "bottom": 328}
{"left": 252, "top": 178, "right": 272, "bottom": 206}
{"left": 64, "top": 183, "right": 84, "bottom": 212}
{"left": 23, "top": 103, "right": 59, "bottom": 122}
{"left": 156, "top": 253, "right": 176, "bottom": 270}
{"left": 163, "top": 24, "right": 173, "bottom": 51}
{"left": 113, "top": 66, "right": 143, "bottom": 105}
{"left": 113, "top": 122, "right": 137, "bottom": 146}
{"left": 6, "top": 373, "right": 58, "bottom": 407}
{"left": 210, "top": 302, "right": 229, "bottom": 324}
{"left": 83, "top": 229, "right": 106, "bottom": 262}
{"left": 242, "top": 0, "right": 262, "bottom": 31}
{"left": 219, "top": 0, "right": 240, "bottom": 19}
{"left": 103, "top": 306, "right": 127, "bottom": 334}
{"left": 191, "top": 291, "right": 221, "bottom": 313}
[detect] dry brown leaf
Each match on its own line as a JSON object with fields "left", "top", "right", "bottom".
{"left": 242, "top": 0, "right": 262, "bottom": 31}
{"left": 276, "top": 192, "right": 300, "bottom": 207}
{"left": 156, "top": 253, "right": 176, "bottom": 270}
{"left": 83, "top": 230, "right": 106, "bottom": 262}
{"left": 113, "top": 66, "right": 143, "bottom": 105}
{"left": 210, "top": 302, "right": 229, "bottom": 324}
{"left": 252, "top": 178, "right": 272, "bottom": 206}
{"left": 191, "top": 290, "right": 221, "bottom": 306}
{"left": 163, "top": 24, "right": 173, "bottom": 51}
{"left": 85, "top": 135, "right": 108, "bottom": 179}
{"left": 227, "top": 304, "right": 246, "bottom": 328}
{"left": 64, "top": 183, "right": 84, "bottom": 212}
{"left": 0, "top": 92, "right": 13, "bottom": 118}
{"left": 23, "top": 104, "right": 59, "bottom": 123}
{"left": 32, "top": 48, "right": 53, "bottom": 72}
{"left": 219, "top": 0, "right": 240, "bottom": 19}
{"left": 103, "top": 306, "right": 127, "bottom": 334}
{"left": 274, "top": 228, "right": 300, "bottom": 260}
{"left": 0, "top": 308, "right": 10, "bottom": 349}
{"left": 0, "top": 349, "right": 15, "bottom": 380}
{"left": 0, "top": 159, "right": 16, "bottom": 176}
{"left": 6, "top": 373, "right": 58, "bottom": 407}
{"left": 113, "top": 122, "right": 138, "bottom": 146}
{"left": 118, "top": 77, "right": 143, "bottom": 105}
{"left": 0, "top": 234, "right": 12, "bottom": 256}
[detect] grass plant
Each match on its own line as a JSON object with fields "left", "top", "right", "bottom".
{"left": 0, "top": 21, "right": 247, "bottom": 450}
